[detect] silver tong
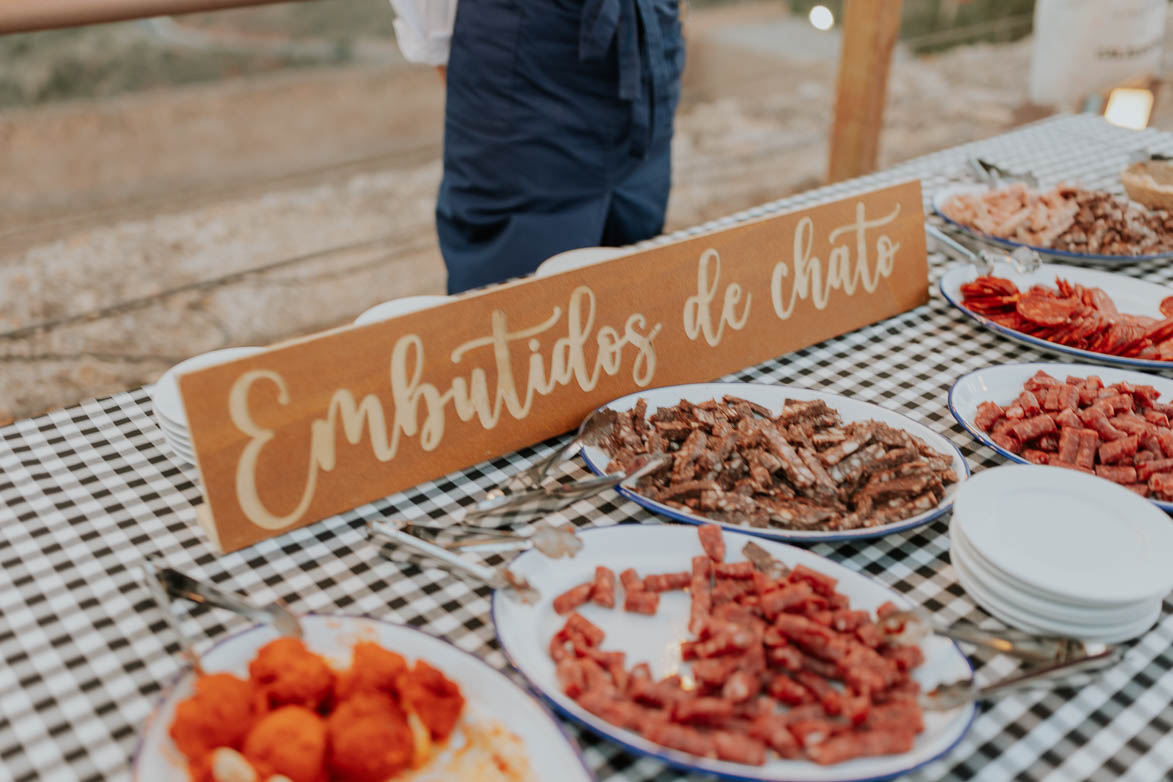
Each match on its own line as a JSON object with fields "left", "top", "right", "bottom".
{"left": 925, "top": 222, "right": 1042, "bottom": 275}
{"left": 465, "top": 451, "right": 669, "bottom": 528}
{"left": 510, "top": 407, "right": 619, "bottom": 490}
{"left": 140, "top": 558, "right": 304, "bottom": 673}
{"left": 878, "top": 606, "right": 1085, "bottom": 665}
{"left": 967, "top": 156, "right": 1039, "bottom": 189}
{"left": 921, "top": 646, "right": 1123, "bottom": 711}
{"left": 367, "top": 519, "right": 540, "bottom": 603}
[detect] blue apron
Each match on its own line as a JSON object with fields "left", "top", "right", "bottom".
{"left": 437, "top": 0, "right": 686, "bottom": 293}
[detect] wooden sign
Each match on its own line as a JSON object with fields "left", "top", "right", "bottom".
{"left": 181, "top": 181, "right": 928, "bottom": 552}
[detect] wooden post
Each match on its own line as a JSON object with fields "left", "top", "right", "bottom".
{"left": 827, "top": 0, "right": 904, "bottom": 183}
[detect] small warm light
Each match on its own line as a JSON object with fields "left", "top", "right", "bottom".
{"left": 809, "top": 4, "right": 834, "bottom": 31}
{"left": 1104, "top": 88, "right": 1154, "bottom": 130}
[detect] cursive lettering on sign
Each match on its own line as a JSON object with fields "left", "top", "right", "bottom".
{"left": 683, "top": 249, "right": 752, "bottom": 346}
{"left": 230, "top": 286, "right": 662, "bottom": 529}
{"left": 771, "top": 202, "right": 902, "bottom": 319}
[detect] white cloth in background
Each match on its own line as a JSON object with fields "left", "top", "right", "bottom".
{"left": 1029, "top": 0, "right": 1167, "bottom": 108}
{"left": 390, "top": 0, "right": 458, "bottom": 66}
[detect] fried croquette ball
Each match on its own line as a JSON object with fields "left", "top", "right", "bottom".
{"left": 334, "top": 641, "right": 407, "bottom": 702}
{"left": 397, "top": 660, "right": 464, "bottom": 740}
{"left": 241, "top": 706, "right": 326, "bottom": 782}
{"left": 326, "top": 693, "right": 414, "bottom": 782}
{"left": 170, "top": 673, "right": 255, "bottom": 761}
{"left": 248, "top": 638, "right": 334, "bottom": 712}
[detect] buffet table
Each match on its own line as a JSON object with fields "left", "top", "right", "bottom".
{"left": 2, "top": 114, "right": 1172, "bottom": 782}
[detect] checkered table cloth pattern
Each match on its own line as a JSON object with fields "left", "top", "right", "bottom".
{"left": 3, "top": 115, "right": 1172, "bottom": 782}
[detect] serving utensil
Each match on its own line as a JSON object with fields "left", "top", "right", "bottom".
{"left": 878, "top": 606, "right": 1084, "bottom": 664}
{"left": 156, "top": 567, "right": 303, "bottom": 638}
{"left": 925, "top": 222, "right": 1041, "bottom": 275}
{"left": 464, "top": 451, "right": 670, "bottom": 528}
{"left": 367, "top": 519, "right": 539, "bottom": 603}
{"left": 402, "top": 518, "right": 583, "bottom": 558}
{"left": 141, "top": 558, "right": 205, "bottom": 675}
{"left": 966, "top": 156, "right": 1039, "bottom": 189}
{"left": 509, "top": 408, "right": 619, "bottom": 490}
{"left": 920, "top": 646, "right": 1123, "bottom": 711}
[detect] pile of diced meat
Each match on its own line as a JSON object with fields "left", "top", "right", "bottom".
{"left": 601, "top": 395, "right": 958, "bottom": 531}
{"left": 549, "top": 525, "right": 927, "bottom": 767}
{"left": 976, "top": 370, "right": 1173, "bottom": 498}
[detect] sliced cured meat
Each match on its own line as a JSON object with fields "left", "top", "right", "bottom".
{"left": 553, "top": 582, "right": 594, "bottom": 615}
{"left": 591, "top": 566, "right": 616, "bottom": 608}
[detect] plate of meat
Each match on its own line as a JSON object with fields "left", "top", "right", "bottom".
{"left": 949, "top": 362, "right": 1173, "bottom": 512}
{"left": 939, "top": 260, "right": 1173, "bottom": 369}
{"left": 492, "top": 524, "right": 977, "bottom": 782}
{"left": 133, "top": 614, "right": 592, "bottom": 782}
{"left": 579, "top": 383, "right": 967, "bottom": 543}
{"left": 933, "top": 183, "right": 1173, "bottom": 263}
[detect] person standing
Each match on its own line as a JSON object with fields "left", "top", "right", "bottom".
{"left": 392, "top": 0, "right": 687, "bottom": 293}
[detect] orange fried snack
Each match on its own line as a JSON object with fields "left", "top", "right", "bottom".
{"left": 326, "top": 693, "right": 414, "bottom": 782}
{"left": 249, "top": 638, "right": 335, "bottom": 712}
{"left": 334, "top": 641, "right": 407, "bottom": 702}
{"left": 242, "top": 705, "right": 327, "bottom": 782}
{"left": 397, "top": 660, "right": 464, "bottom": 741}
{"left": 169, "top": 673, "right": 255, "bottom": 763}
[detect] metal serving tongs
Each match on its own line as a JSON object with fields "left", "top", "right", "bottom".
{"left": 399, "top": 518, "right": 584, "bottom": 557}
{"left": 367, "top": 518, "right": 540, "bottom": 603}
{"left": 967, "top": 156, "right": 1039, "bottom": 189}
{"left": 878, "top": 606, "right": 1086, "bottom": 665}
{"left": 921, "top": 646, "right": 1124, "bottom": 711}
{"left": 925, "top": 222, "right": 1042, "bottom": 276}
{"left": 140, "top": 558, "right": 304, "bottom": 674}
{"left": 464, "top": 451, "right": 670, "bottom": 528}
{"left": 509, "top": 407, "right": 619, "bottom": 490}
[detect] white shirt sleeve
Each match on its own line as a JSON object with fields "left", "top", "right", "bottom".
{"left": 390, "top": 0, "right": 457, "bottom": 66}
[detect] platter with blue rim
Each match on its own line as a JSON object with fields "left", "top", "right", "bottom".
{"left": 577, "top": 382, "right": 969, "bottom": 543}
{"left": 492, "top": 524, "right": 977, "bottom": 782}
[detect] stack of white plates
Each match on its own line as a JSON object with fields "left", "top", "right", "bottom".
{"left": 354, "top": 295, "right": 448, "bottom": 326}
{"left": 149, "top": 347, "right": 263, "bottom": 465}
{"left": 950, "top": 465, "right": 1173, "bottom": 644}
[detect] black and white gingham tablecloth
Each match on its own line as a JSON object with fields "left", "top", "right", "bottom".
{"left": 3, "top": 115, "right": 1172, "bottom": 782}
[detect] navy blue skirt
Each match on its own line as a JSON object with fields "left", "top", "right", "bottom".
{"left": 437, "top": 0, "right": 686, "bottom": 293}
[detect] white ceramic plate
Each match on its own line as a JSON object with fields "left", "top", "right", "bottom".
{"left": 579, "top": 382, "right": 969, "bottom": 543}
{"left": 948, "top": 361, "right": 1173, "bottom": 513}
{"left": 353, "top": 295, "right": 449, "bottom": 326}
{"left": 951, "top": 532, "right": 1161, "bottom": 643}
{"left": 952, "top": 465, "right": 1173, "bottom": 606}
{"left": 939, "top": 261, "right": 1173, "bottom": 371}
{"left": 133, "top": 614, "right": 591, "bottom": 782}
{"left": 933, "top": 184, "right": 1173, "bottom": 264}
{"left": 534, "top": 247, "right": 630, "bottom": 278}
{"left": 151, "top": 347, "right": 264, "bottom": 429}
{"left": 950, "top": 522, "right": 1157, "bottom": 624}
{"left": 493, "top": 524, "right": 976, "bottom": 782}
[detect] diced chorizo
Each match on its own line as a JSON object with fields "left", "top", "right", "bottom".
{"left": 712, "top": 731, "right": 766, "bottom": 765}
{"left": 721, "top": 670, "right": 759, "bottom": 703}
{"left": 641, "top": 722, "right": 716, "bottom": 759}
{"left": 1021, "top": 449, "right": 1051, "bottom": 465}
{"left": 672, "top": 696, "right": 735, "bottom": 726}
{"left": 624, "top": 590, "right": 660, "bottom": 615}
{"left": 1098, "top": 435, "right": 1138, "bottom": 465}
{"left": 974, "top": 401, "right": 1004, "bottom": 431}
{"left": 619, "top": 568, "right": 643, "bottom": 593}
{"left": 1010, "top": 414, "right": 1056, "bottom": 442}
{"left": 1058, "top": 383, "right": 1080, "bottom": 410}
{"left": 1057, "top": 427, "right": 1081, "bottom": 463}
{"left": 697, "top": 523, "right": 725, "bottom": 562}
{"left": 1149, "top": 471, "right": 1173, "bottom": 498}
{"left": 1054, "top": 408, "right": 1082, "bottom": 429}
{"left": 714, "top": 561, "right": 756, "bottom": 580}
{"left": 553, "top": 582, "right": 594, "bottom": 615}
{"left": 1138, "top": 458, "right": 1173, "bottom": 481}
{"left": 748, "top": 713, "right": 803, "bottom": 758}
{"left": 591, "top": 566, "right": 616, "bottom": 608}
{"left": 766, "top": 645, "right": 804, "bottom": 671}
{"left": 807, "top": 728, "right": 916, "bottom": 765}
{"left": 788, "top": 564, "right": 838, "bottom": 596}
{"left": 1075, "top": 429, "right": 1099, "bottom": 469}
{"left": 643, "top": 571, "right": 691, "bottom": 592}
{"left": 1095, "top": 464, "right": 1138, "bottom": 484}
